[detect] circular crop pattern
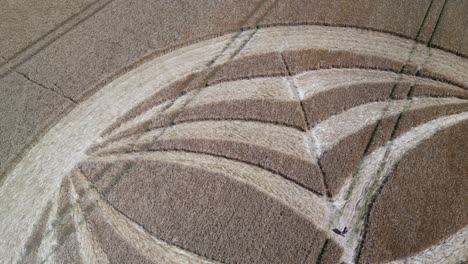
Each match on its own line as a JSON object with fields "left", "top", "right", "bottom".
{"left": 3, "top": 25, "right": 468, "bottom": 264}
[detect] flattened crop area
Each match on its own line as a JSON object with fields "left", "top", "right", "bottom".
{"left": 2, "top": 24, "right": 468, "bottom": 264}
